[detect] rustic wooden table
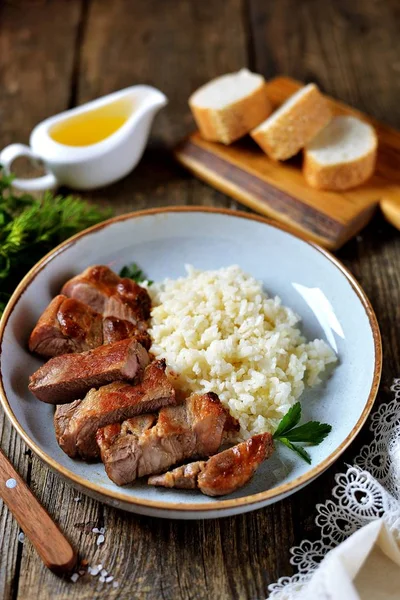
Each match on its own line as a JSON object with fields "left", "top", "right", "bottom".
{"left": 1, "top": 1, "right": 400, "bottom": 598}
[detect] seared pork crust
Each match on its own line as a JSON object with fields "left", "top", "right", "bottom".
{"left": 61, "top": 265, "right": 151, "bottom": 324}
{"left": 148, "top": 433, "right": 274, "bottom": 496}
{"left": 96, "top": 392, "right": 232, "bottom": 485}
{"left": 29, "top": 338, "right": 149, "bottom": 404}
{"left": 54, "top": 359, "right": 175, "bottom": 460}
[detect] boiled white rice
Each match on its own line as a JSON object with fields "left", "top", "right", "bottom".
{"left": 148, "top": 265, "right": 337, "bottom": 439}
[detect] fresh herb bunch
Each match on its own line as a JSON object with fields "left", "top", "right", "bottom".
{"left": 273, "top": 402, "right": 332, "bottom": 464}
{"left": 0, "top": 169, "right": 112, "bottom": 315}
{"left": 120, "top": 262, "right": 153, "bottom": 285}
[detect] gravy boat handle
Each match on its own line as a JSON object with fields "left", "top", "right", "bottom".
{"left": 0, "top": 143, "right": 58, "bottom": 192}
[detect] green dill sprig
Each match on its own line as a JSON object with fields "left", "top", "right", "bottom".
{"left": 119, "top": 262, "right": 153, "bottom": 285}
{"left": 0, "top": 169, "right": 112, "bottom": 315}
{"left": 273, "top": 402, "right": 332, "bottom": 464}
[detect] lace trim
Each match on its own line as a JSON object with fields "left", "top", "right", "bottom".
{"left": 268, "top": 380, "right": 400, "bottom": 598}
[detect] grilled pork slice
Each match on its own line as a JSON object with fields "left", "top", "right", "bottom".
{"left": 61, "top": 265, "right": 151, "bottom": 325}
{"left": 96, "top": 392, "right": 232, "bottom": 486}
{"left": 29, "top": 295, "right": 103, "bottom": 358}
{"left": 102, "top": 316, "right": 151, "bottom": 350}
{"left": 54, "top": 359, "right": 175, "bottom": 460}
{"left": 29, "top": 338, "right": 149, "bottom": 404}
{"left": 29, "top": 295, "right": 151, "bottom": 359}
{"left": 148, "top": 461, "right": 206, "bottom": 490}
{"left": 148, "top": 433, "right": 274, "bottom": 496}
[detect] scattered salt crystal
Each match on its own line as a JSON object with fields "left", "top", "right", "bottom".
{"left": 99, "top": 527, "right": 105, "bottom": 534}
{"left": 96, "top": 534, "right": 105, "bottom": 545}
{"left": 105, "top": 576, "right": 114, "bottom": 583}
{"left": 6, "top": 478, "right": 17, "bottom": 489}
{"left": 97, "top": 564, "right": 103, "bottom": 569}
{"left": 78, "top": 570, "right": 85, "bottom": 576}
{"left": 18, "top": 532, "right": 25, "bottom": 543}
{"left": 99, "top": 576, "right": 106, "bottom": 583}
{"left": 88, "top": 565, "right": 101, "bottom": 576}
{"left": 92, "top": 527, "right": 100, "bottom": 534}
{"left": 70, "top": 573, "right": 79, "bottom": 583}
{"left": 100, "top": 569, "right": 108, "bottom": 577}
{"left": 112, "top": 581, "right": 119, "bottom": 588}
{"left": 73, "top": 497, "right": 81, "bottom": 502}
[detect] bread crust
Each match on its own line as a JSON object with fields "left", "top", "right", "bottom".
{"left": 303, "top": 142, "right": 377, "bottom": 190}
{"left": 250, "top": 84, "right": 332, "bottom": 160}
{"left": 189, "top": 82, "right": 272, "bottom": 145}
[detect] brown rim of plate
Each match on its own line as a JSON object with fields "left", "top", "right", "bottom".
{"left": 0, "top": 206, "right": 382, "bottom": 513}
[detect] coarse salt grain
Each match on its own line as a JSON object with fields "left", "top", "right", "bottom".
{"left": 18, "top": 532, "right": 25, "bottom": 543}
{"left": 96, "top": 534, "right": 105, "bottom": 545}
{"left": 112, "top": 581, "right": 119, "bottom": 588}
{"left": 105, "top": 576, "right": 114, "bottom": 583}
{"left": 70, "top": 573, "right": 79, "bottom": 583}
{"left": 73, "top": 497, "right": 81, "bottom": 502}
{"left": 99, "top": 527, "right": 105, "bottom": 534}
{"left": 99, "top": 576, "right": 106, "bottom": 583}
{"left": 100, "top": 569, "right": 108, "bottom": 577}
{"left": 6, "top": 478, "right": 17, "bottom": 489}
{"left": 92, "top": 527, "right": 100, "bottom": 534}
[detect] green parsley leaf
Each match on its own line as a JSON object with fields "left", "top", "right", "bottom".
{"left": 273, "top": 402, "right": 332, "bottom": 464}
{"left": 273, "top": 402, "right": 301, "bottom": 438}
{"left": 283, "top": 422, "right": 332, "bottom": 445}
{"left": 0, "top": 167, "right": 112, "bottom": 316}
{"left": 277, "top": 437, "right": 312, "bottom": 464}
{"left": 119, "top": 262, "right": 153, "bottom": 285}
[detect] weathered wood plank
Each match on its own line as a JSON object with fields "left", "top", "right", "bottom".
{"left": 249, "top": 0, "right": 400, "bottom": 586}
{"left": 15, "top": 2, "right": 292, "bottom": 600}
{"left": 77, "top": 0, "right": 249, "bottom": 214}
{"left": 249, "top": 0, "right": 400, "bottom": 125}
{"left": 0, "top": 1, "right": 83, "bottom": 598}
{"left": 0, "top": 0, "right": 83, "bottom": 145}
{"left": 2, "top": 1, "right": 400, "bottom": 598}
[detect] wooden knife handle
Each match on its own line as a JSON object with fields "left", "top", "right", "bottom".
{"left": 0, "top": 448, "right": 77, "bottom": 574}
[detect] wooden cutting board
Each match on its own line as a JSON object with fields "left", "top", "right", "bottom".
{"left": 174, "top": 76, "right": 400, "bottom": 250}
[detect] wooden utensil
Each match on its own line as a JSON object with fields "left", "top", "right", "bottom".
{"left": 175, "top": 76, "right": 400, "bottom": 250}
{"left": 0, "top": 448, "right": 77, "bottom": 574}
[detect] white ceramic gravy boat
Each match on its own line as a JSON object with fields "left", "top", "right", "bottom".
{"left": 0, "top": 86, "right": 167, "bottom": 191}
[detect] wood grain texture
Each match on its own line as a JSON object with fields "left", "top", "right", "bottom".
{"left": 75, "top": 0, "right": 250, "bottom": 215}
{"left": 9, "top": 2, "right": 292, "bottom": 600}
{"left": 176, "top": 77, "right": 400, "bottom": 249}
{"left": 0, "top": 1, "right": 83, "bottom": 597}
{"left": 0, "top": 449, "right": 76, "bottom": 573}
{"left": 1, "top": 0, "right": 400, "bottom": 599}
{"left": 249, "top": 0, "right": 400, "bottom": 586}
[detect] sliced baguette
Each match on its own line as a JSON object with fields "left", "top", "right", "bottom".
{"left": 189, "top": 69, "right": 272, "bottom": 145}
{"left": 303, "top": 116, "right": 378, "bottom": 190}
{"left": 250, "top": 83, "right": 332, "bottom": 160}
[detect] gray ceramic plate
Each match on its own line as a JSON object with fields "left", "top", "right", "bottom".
{"left": 0, "top": 208, "right": 382, "bottom": 519}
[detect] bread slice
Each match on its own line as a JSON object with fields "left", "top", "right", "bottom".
{"left": 189, "top": 69, "right": 272, "bottom": 145}
{"left": 303, "top": 116, "right": 378, "bottom": 190}
{"left": 250, "top": 83, "right": 332, "bottom": 160}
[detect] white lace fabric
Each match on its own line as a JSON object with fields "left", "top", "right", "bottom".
{"left": 268, "top": 380, "right": 400, "bottom": 599}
